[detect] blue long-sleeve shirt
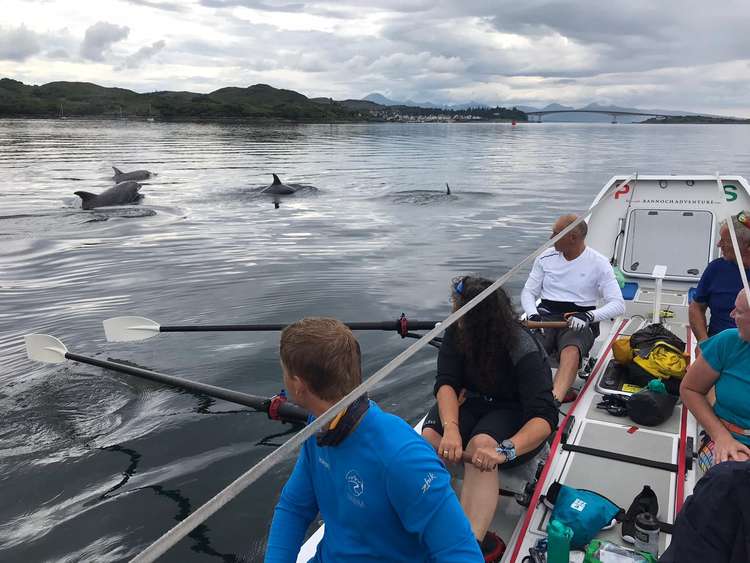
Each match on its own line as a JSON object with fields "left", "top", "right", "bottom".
{"left": 265, "top": 402, "right": 482, "bottom": 562}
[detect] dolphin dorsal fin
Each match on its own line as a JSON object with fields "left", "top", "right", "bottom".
{"left": 74, "top": 191, "right": 98, "bottom": 201}
{"left": 272, "top": 174, "right": 282, "bottom": 185}
{"left": 113, "top": 166, "right": 123, "bottom": 175}
{"left": 446, "top": 183, "right": 451, "bottom": 195}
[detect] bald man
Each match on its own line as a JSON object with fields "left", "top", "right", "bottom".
{"left": 521, "top": 215, "right": 625, "bottom": 404}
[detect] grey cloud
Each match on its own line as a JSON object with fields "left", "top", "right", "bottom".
{"left": 200, "top": 0, "right": 306, "bottom": 12}
{"left": 119, "top": 0, "right": 189, "bottom": 12}
{"left": 46, "top": 48, "right": 71, "bottom": 60}
{"left": 117, "top": 40, "right": 166, "bottom": 70}
{"left": 199, "top": 0, "right": 433, "bottom": 14}
{"left": 80, "top": 22, "right": 130, "bottom": 61}
{"left": 0, "top": 26, "right": 41, "bottom": 61}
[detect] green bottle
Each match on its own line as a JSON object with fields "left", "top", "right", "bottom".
{"left": 547, "top": 519, "right": 573, "bottom": 563}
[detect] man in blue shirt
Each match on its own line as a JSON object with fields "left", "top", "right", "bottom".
{"left": 265, "top": 318, "right": 482, "bottom": 563}
{"left": 690, "top": 212, "right": 750, "bottom": 342}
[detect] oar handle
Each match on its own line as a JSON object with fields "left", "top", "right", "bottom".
{"left": 523, "top": 320, "right": 568, "bottom": 329}
{"left": 64, "top": 352, "right": 309, "bottom": 423}
{"left": 159, "top": 320, "right": 441, "bottom": 333}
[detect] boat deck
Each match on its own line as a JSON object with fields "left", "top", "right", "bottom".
{"left": 505, "top": 309, "right": 696, "bottom": 561}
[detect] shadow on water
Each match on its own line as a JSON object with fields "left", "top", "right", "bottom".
{"left": 98, "top": 446, "right": 245, "bottom": 562}
{"left": 94, "top": 409, "right": 302, "bottom": 562}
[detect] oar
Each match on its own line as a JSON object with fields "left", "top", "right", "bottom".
{"left": 103, "top": 315, "right": 567, "bottom": 343}
{"left": 103, "top": 316, "right": 442, "bottom": 342}
{"left": 524, "top": 320, "right": 568, "bottom": 329}
{"left": 23, "top": 334, "right": 309, "bottom": 424}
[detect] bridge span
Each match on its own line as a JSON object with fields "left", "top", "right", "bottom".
{"left": 525, "top": 109, "right": 671, "bottom": 123}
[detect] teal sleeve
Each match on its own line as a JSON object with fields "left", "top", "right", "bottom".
{"left": 385, "top": 441, "right": 482, "bottom": 562}
{"left": 700, "top": 330, "right": 733, "bottom": 374}
{"left": 265, "top": 443, "right": 319, "bottom": 563}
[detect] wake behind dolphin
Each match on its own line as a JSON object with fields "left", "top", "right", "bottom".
{"left": 75, "top": 181, "right": 143, "bottom": 210}
{"left": 112, "top": 166, "right": 153, "bottom": 183}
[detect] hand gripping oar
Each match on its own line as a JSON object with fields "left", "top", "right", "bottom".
{"left": 103, "top": 316, "right": 442, "bottom": 342}
{"left": 23, "top": 334, "right": 309, "bottom": 424}
{"left": 103, "top": 316, "right": 565, "bottom": 342}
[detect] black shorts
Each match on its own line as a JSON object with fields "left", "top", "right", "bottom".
{"left": 422, "top": 397, "right": 542, "bottom": 469}
{"left": 542, "top": 325, "right": 595, "bottom": 366}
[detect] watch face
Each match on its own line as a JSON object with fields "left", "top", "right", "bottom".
{"left": 502, "top": 439, "right": 514, "bottom": 449}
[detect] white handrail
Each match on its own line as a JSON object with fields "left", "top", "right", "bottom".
{"left": 129, "top": 173, "right": 636, "bottom": 563}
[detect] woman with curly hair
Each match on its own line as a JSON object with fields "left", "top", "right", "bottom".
{"left": 422, "top": 276, "right": 558, "bottom": 561}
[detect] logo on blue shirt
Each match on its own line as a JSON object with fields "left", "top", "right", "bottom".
{"left": 346, "top": 469, "right": 364, "bottom": 497}
{"left": 422, "top": 472, "right": 436, "bottom": 494}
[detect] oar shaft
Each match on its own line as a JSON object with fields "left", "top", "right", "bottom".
{"left": 64, "top": 352, "right": 309, "bottom": 423}
{"left": 524, "top": 320, "right": 568, "bottom": 329}
{"left": 159, "top": 321, "right": 440, "bottom": 333}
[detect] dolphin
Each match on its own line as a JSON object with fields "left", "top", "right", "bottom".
{"left": 75, "top": 181, "right": 143, "bottom": 210}
{"left": 261, "top": 174, "right": 296, "bottom": 195}
{"left": 112, "top": 166, "right": 152, "bottom": 183}
{"left": 446, "top": 183, "right": 451, "bottom": 195}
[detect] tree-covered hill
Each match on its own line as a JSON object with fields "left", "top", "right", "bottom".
{"left": 0, "top": 78, "right": 528, "bottom": 122}
{"left": 0, "top": 79, "right": 360, "bottom": 121}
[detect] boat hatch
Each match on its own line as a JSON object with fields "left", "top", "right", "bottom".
{"left": 621, "top": 209, "right": 714, "bottom": 281}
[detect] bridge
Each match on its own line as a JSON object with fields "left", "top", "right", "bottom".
{"left": 525, "top": 109, "right": 671, "bottom": 123}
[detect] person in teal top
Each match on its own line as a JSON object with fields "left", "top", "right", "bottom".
{"left": 682, "top": 289, "right": 750, "bottom": 470}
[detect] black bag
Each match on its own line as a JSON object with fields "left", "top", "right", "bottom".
{"left": 629, "top": 324, "right": 685, "bottom": 354}
{"left": 627, "top": 389, "right": 678, "bottom": 426}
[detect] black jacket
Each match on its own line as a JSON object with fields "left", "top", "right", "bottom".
{"left": 659, "top": 460, "right": 750, "bottom": 563}
{"left": 434, "top": 325, "right": 558, "bottom": 433}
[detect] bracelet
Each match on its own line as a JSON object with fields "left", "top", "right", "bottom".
{"left": 443, "top": 420, "right": 459, "bottom": 427}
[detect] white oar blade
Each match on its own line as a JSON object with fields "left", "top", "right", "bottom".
{"left": 103, "top": 316, "right": 161, "bottom": 342}
{"left": 24, "top": 334, "right": 68, "bottom": 364}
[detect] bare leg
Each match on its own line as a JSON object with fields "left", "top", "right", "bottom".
{"left": 460, "top": 434, "right": 500, "bottom": 541}
{"left": 552, "top": 345, "right": 581, "bottom": 402}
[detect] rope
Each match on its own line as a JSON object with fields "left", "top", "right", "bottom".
{"left": 714, "top": 173, "right": 750, "bottom": 300}
{"left": 130, "top": 173, "right": 636, "bottom": 563}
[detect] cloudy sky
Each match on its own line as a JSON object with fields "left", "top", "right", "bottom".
{"left": 2, "top": 0, "right": 750, "bottom": 115}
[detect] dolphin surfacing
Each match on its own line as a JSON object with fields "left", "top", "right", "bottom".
{"left": 261, "top": 174, "right": 296, "bottom": 195}
{"left": 112, "top": 166, "right": 152, "bottom": 183}
{"left": 75, "top": 181, "right": 143, "bottom": 210}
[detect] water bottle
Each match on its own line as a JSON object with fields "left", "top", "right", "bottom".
{"left": 546, "top": 519, "right": 573, "bottom": 563}
{"left": 634, "top": 512, "right": 660, "bottom": 557}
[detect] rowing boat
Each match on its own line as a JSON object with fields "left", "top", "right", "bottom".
{"left": 299, "top": 174, "right": 750, "bottom": 562}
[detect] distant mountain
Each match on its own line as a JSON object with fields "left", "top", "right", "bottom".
{"left": 362, "top": 93, "right": 488, "bottom": 111}
{"left": 363, "top": 93, "right": 438, "bottom": 108}
{"left": 363, "top": 93, "right": 407, "bottom": 106}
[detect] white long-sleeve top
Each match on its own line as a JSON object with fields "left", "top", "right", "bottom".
{"left": 521, "top": 247, "right": 626, "bottom": 322}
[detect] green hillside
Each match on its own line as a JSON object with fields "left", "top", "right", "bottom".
{"left": 0, "top": 79, "right": 360, "bottom": 121}
{"left": 0, "top": 78, "right": 528, "bottom": 123}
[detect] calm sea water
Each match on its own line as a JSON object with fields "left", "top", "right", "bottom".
{"left": 2, "top": 120, "right": 750, "bottom": 562}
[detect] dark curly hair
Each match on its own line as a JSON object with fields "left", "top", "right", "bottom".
{"left": 451, "top": 275, "right": 519, "bottom": 391}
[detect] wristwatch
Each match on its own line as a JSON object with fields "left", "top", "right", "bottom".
{"left": 495, "top": 439, "right": 516, "bottom": 462}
